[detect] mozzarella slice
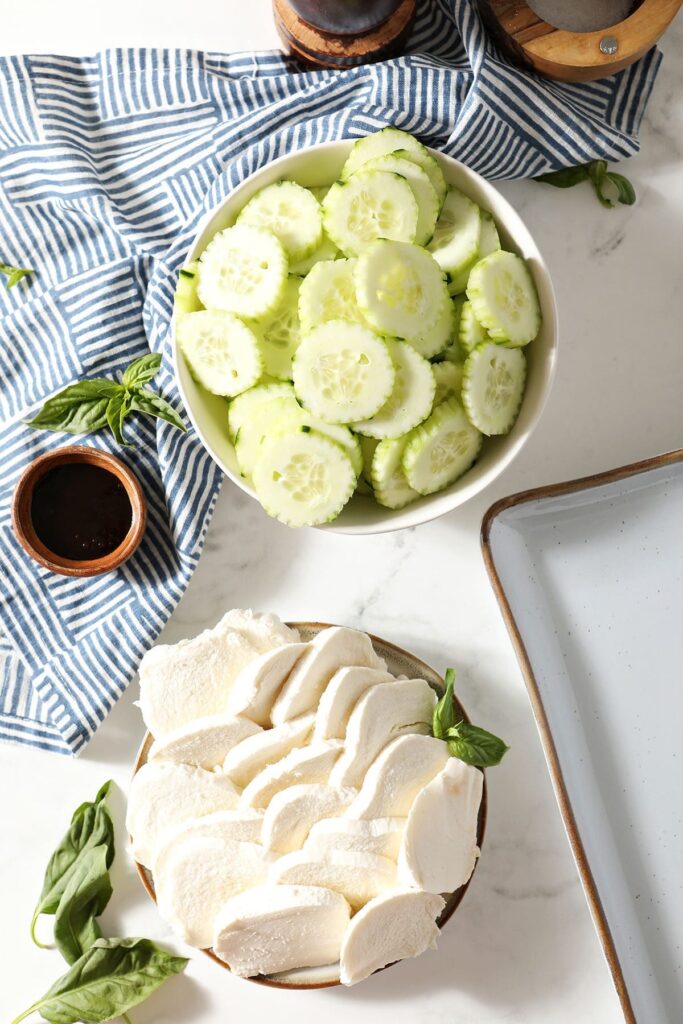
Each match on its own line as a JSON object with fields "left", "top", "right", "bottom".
{"left": 147, "top": 713, "right": 262, "bottom": 770}
{"left": 220, "top": 609, "right": 300, "bottom": 651}
{"left": 398, "top": 758, "right": 483, "bottom": 893}
{"left": 226, "top": 643, "right": 308, "bottom": 726}
{"left": 313, "top": 666, "right": 394, "bottom": 741}
{"left": 339, "top": 890, "right": 445, "bottom": 986}
{"left": 262, "top": 784, "right": 356, "bottom": 854}
{"left": 330, "top": 679, "right": 437, "bottom": 788}
{"left": 155, "top": 835, "right": 275, "bottom": 948}
{"left": 151, "top": 809, "right": 264, "bottom": 879}
{"left": 126, "top": 761, "right": 240, "bottom": 868}
{"left": 348, "top": 734, "right": 450, "bottom": 820}
{"left": 269, "top": 849, "right": 397, "bottom": 910}
{"left": 223, "top": 714, "right": 315, "bottom": 788}
{"left": 240, "top": 741, "right": 342, "bottom": 809}
{"left": 305, "top": 817, "right": 405, "bottom": 860}
{"left": 271, "top": 627, "right": 387, "bottom": 725}
{"left": 213, "top": 884, "right": 350, "bottom": 977}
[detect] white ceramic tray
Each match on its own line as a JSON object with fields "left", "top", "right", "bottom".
{"left": 482, "top": 451, "right": 683, "bottom": 1024}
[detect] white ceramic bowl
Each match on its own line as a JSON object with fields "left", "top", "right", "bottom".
{"left": 172, "top": 141, "right": 558, "bottom": 534}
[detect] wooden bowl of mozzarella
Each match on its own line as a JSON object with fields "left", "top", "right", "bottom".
{"left": 130, "top": 618, "right": 487, "bottom": 988}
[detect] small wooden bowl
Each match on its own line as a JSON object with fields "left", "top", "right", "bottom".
{"left": 12, "top": 446, "right": 147, "bottom": 578}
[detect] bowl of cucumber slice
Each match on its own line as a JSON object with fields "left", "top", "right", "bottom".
{"left": 172, "top": 128, "right": 558, "bottom": 533}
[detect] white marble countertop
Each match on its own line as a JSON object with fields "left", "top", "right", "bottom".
{"left": 1, "top": 4, "right": 682, "bottom": 1023}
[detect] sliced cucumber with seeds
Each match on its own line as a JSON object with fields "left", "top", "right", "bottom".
{"left": 252, "top": 429, "right": 356, "bottom": 527}
{"left": 177, "top": 310, "right": 263, "bottom": 397}
{"left": 428, "top": 187, "right": 481, "bottom": 277}
{"left": 371, "top": 437, "right": 420, "bottom": 510}
{"left": 467, "top": 250, "right": 540, "bottom": 347}
{"left": 354, "top": 240, "right": 446, "bottom": 339}
{"left": 341, "top": 127, "right": 428, "bottom": 180}
{"left": 459, "top": 299, "right": 488, "bottom": 354}
{"left": 236, "top": 395, "right": 301, "bottom": 477}
{"left": 402, "top": 397, "right": 482, "bottom": 495}
{"left": 293, "top": 320, "right": 394, "bottom": 424}
{"left": 432, "top": 361, "right": 463, "bottom": 406}
{"left": 298, "top": 258, "right": 362, "bottom": 332}
{"left": 269, "top": 405, "right": 362, "bottom": 477}
{"left": 198, "top": 225, "right": 287, "bottom": 320}
{"left": 254, "top": 277, "right": 302, "bottom": 380}
{"left": 462, "top": 342, "right": 526, "bottom": 436}
{"left": 479, "top": 211, "right": 501, "bottom": 257}
{"left": 438, "top": 297, "right": 466, "bottom": 364}
{"left": 237, "top": 181, "right": 323, "bottom": 262}
{"left": 174, "top": 261, "right": 203, "bottom": 316}
{"left": 361, "top": 153, "right": 439, "bottom": 246}
{"left": 228, "top": 381, "right": 294, "bottom": 441}
{"left": 360, "top": 435, "right": 379, "bottom": 485}
{"left": 354, "top": 339, "right": 435, "bottom": 439}
{"left": 289, "top": 233, "right": 339, "bottom": 276}
{"left": 323, "top": 171, "right": 418, "bottom": 257}
{"left": 404, "top": 295, "right": 455, "bottom": 359}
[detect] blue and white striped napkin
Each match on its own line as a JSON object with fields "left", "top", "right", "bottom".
{"left": 0, "top": 0, "right": 661, "bottom": 755}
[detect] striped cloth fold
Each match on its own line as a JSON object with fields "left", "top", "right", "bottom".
{"left": 0, "top": 0, "right": 661, "bottom": 755}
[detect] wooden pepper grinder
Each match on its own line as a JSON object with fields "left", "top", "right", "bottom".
{"left": 273, "top": 0, "right": 417, "bottom": 68}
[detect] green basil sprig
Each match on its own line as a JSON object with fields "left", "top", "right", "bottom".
{"left": 53, "top": 845, "right": 113, "bottom": 965}
{"left": 535, "top": 159, "right": 636, "bottom": 209}
{"left": 26, "top": 353, "right": 186, "bottom": 446}
{"left": 432, "top": 668, "right": 509, "bottom": 768}
{"left": 1, "top": 261, "right": 33, "bottom": 288}
{"left": 10, "top": 938, "right": 188, "bottom": 1024}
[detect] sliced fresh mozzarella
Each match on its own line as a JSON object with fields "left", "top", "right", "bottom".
{"left": 220, "top": 609, "right": 300, "bottom": 652}
{"left": 339, "top": 890, "right": 445, "bottom": 986}
{"left": 151, "top": 809, "right": 264, "bottom": 879}
{"left": 240, "top": 741, "right": 342, "bottom": 809}
{"left": 226, "top": 643, "right": 308, "bottom": 726}
{"left": 348, "top": 734, "right": 450, "bottom": 820}
{"left": 398, "top": 758, "right": 483, "bottom": 893}
{"left": 147, "top": 713, "right": 261, "bottom": 770}
{"left": 271, "top": 627, "right": 386, "bottom": 725}
{"left": 330, "top": 679, "right": 437, "bottom": 788}
{"left": 269, "top": 849, "right": 396, "bottom": 910}
{"left": 261, "top": 783, "right": 356, "bottom": 854}
{"left": 313, "top": 666, "right": 394, "bottom": 741}
{"left": 305, "top": 816, "right": 405, "bottom": 860}
{"left": 154, "top": 835, "right": 275, "bottom": 948}
{"left": 126, "top": 761, "right": 240, "bottom": 868}
{"left": 223, "top": 714, "right": 315, "bottom": 788}
{"left": 213, "top": 884, "right": 350, "bottom": 977}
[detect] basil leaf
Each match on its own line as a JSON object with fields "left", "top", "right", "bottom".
{"left": 10, "top": 937, "right": 188, "bottom": 1024}
{"left": 536, "top": 159, "right": 636, "bottom": 209}
{"left": 106, "top": 391, "right": 132, "bottom": 447}
{"left": 605, "top": 170, "right": 636, "bottom": 206}
{"left": 71, "top": 781, "right": 112, "bottom": 823}
{"left": 586, "top": 159, "right": 614, "bottom": 208}
{"left": 534, "top": 166, "right": 589, "bottom": 189}
{"left": 54, "top": 846, "right": 112, "bottom": 965}
{"left": 121, "top": 352, "right": 161, "bottom": 389}
{"left": 446, "top": 722, "right": 510, "bottom": 767}
{"left": 1, "top": 262, "right": 33, "bottom": 288}
{"left": 130, "top": 388, "right": 187, "bottom": 432}
{"left": 26, "top": 381, "right": 122, "bottom": 435}
{"left": 432, "top": 667, "right": 457, "bottom": 739}
{"left": 32, "top": 784, "right": 115, "bottom": 946}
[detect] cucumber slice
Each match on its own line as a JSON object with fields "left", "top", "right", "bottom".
{"left": 432, "top": 361, "right": 463, "bottom": 406}
{"left": 289, "top": 233, "right": 339, "bottom": 276}
{"left": 237, "top": 180, "right": 323, "bottom": 262}
{"left": 252, "top": 429, "right": 356, "bottom": 527}
{"left": 404, "top": 296, "right": 455, "bottom": 360}
{"left": 298, "top": 258, "right": 362, "bottom": 332}
{"left": 479, "top": 211, "right": 501, "bottom": 257}
{"left": 174, "top": 261, "right": 203, "bottom": 316}
{"left": 402, "top": 397, "right": 482, "bottom": 495}
{"left": 437, "top": 296, "right": 466, "bottom": 364}
{"left": 269, "top": 404, "right": 363, "bottom": 477}
{"left": 228, "top": 381, "right": 294, "bottom": 441}
{"left": 354, "top": 240, "right": 446, "bottom": 339}
{"left": 467, "top": 250, "right": 541, "bottom": 347}
{"left": 235, "top": 395, "right": 301, "bottom": 477}
{"left": 354, "top": 339, "right": 435, "bottom": 439}
{"left": 371, "top": 437, "right": 420, "bottom": 510}
{"left": 198, "top": 225, "right": 287, "bottom": 320}
{"left": 462, "top": 342, "right": 526, "bottom": 436}
{"left": 293, "top": 321, "right": 394, "bottom": 424}
{"left": 361, "top": 153, "right": 439, "bottom": 246}
{"left": 360, "top": 436, "right": 379, "bottom": 485}
{"left": 254, "top": 277, "right": 302, "bottom": 381}
{"left": 323, "top": 171, "right": 418, "bottom": 257}
{"left": 177, "top": 310, "right": 263, "bottom": 398}
{"left": 341, "top": 127, "right": 428, "bottom": 179}
{"left": 458, "top": 299, "right": 488, "bottom": 354}
{"left": 427, "top": 187, "right": 481, "bottom": 276}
